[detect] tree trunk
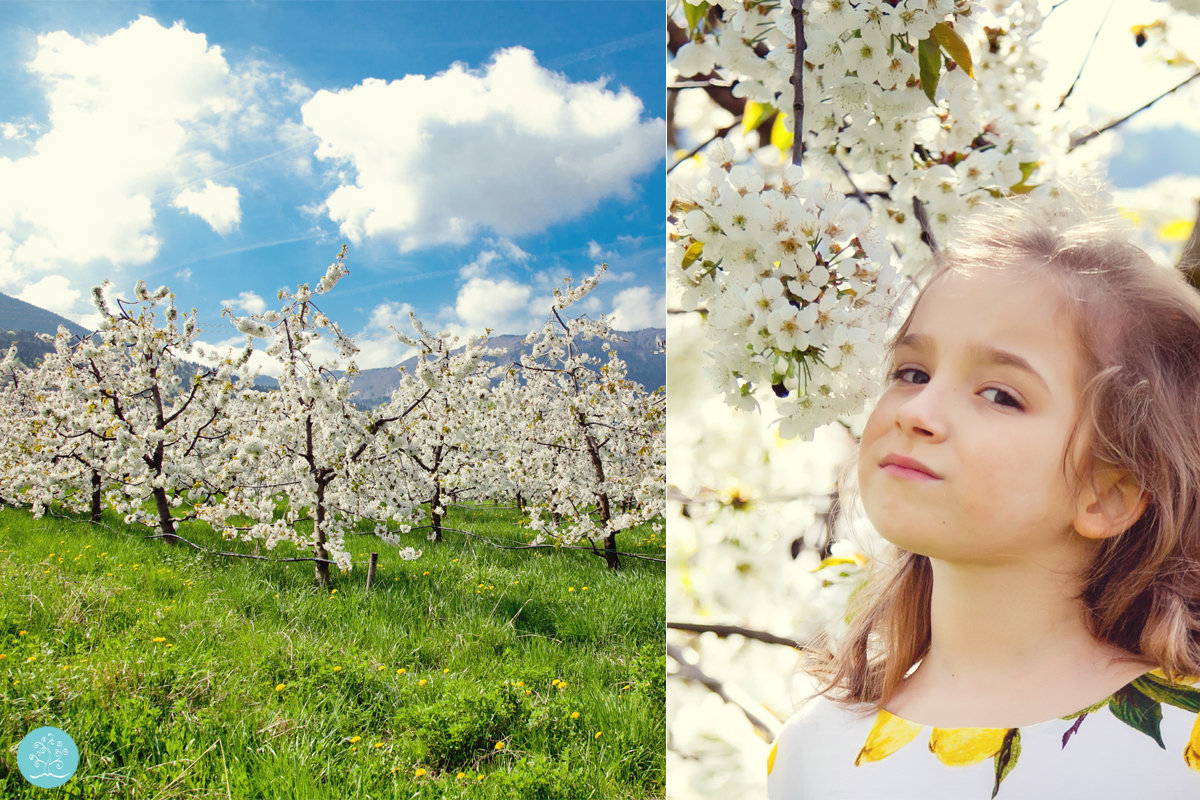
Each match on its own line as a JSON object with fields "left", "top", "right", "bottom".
{"left": 313, "top": 481, "right": 330, "bottom": 587}
{"left": 578, "top": 411, "right": 619, "bottom": 570}
{"left": 151, "top": 485, "right": 178, "bottom": 545}
{"left": 430, "top": 482, "right": 442, "bottom": 543}
{"left": 90, "top": 469, "right": 102, "bottom": 523}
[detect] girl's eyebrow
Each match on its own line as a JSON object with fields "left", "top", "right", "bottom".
{"left": 895, "top": 332, "right": 1050, "bottom": 392}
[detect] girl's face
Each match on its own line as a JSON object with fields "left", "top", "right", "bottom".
{"left": 858, "top": 267, "right": 1092, "bottom": 564}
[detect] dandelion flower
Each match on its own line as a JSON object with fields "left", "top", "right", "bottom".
{"left": 18, "top": 631, "right": 26, "bottom": 636}
{"left": 350, "top": 736, "right": 361, "bottom": 743}
{"left": 582, "top": 587, "right": 588, "bottom": 591}
{"left": 378, "top": 666, "right": 385, "bottom": 671}
{"left": 374, "top": 743, "right": 383, "bottom": 748}
{"left": 419, "top": 679, "right": 427, "bottom": 686}
{"left": 165, "top": 644, "right": 172, "bottom": 648}
{"left": 456, "top": 772, "right": 466, "bottom": 780}
{"left": 515, "top": 681, "right": 524, "bottom": 687}
{"left": 397, "top": 668, "right": 406, "bottom": 675}
{"left": 568, "top": 587, "right": 575, "bottom": 592}
{"left": 596, "top": 731, "right": 603, "bottom": 739}
{"left": 414, "top": 768, "right": 427, "bottom": 777}
{"left": 26, "top": 656, "right": 36, "bottom": 662}
{"left": 334, "top": 666, "right": 342, "bottom": 671}
{"left": 423, "top": 571, "right": 429, "bottom": 576}
{"left": 275, "top": 684, "right": 286, "bottom": 692}
{"left": 0, "top": 654, "right": 6, "bottom": 660}
{"left": 552, "top": 679, "right": 561, "bottom": 686}
{"left": 571, "top": 712, "right": 580, "bottom": 719}
{"left": 443, "top": 668, "right": 450, "bottom": 673}
{"left": 559, "top": 681, "right": 567, "bottom": 688}
{"left": 494, "top": 742, "right": 505, "bottom": 750}
{"left": 152, "top": 637, "right": 166, "bottom": 643}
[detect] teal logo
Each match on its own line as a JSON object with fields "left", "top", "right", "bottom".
{"left": 17, "top": 726, "right": 78, "bottom": 788}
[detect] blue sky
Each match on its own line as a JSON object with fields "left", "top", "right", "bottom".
{"left": 0, "top": 1, "right": 665, "bottom": 372}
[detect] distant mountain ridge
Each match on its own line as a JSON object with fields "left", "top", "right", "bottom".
{"left": 0, "top": 292, "right": 91, "bottom": 339}
{"left": 348, "top": 328, "right": 666, "bottom": 402}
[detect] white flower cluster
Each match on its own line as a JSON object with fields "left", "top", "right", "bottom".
{"left": 672, "top": 148, "right": 898, "bottom": 440}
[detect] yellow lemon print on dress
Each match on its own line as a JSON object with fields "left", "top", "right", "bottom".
{"left": 928, "top": 727, "right": 1009, "bottom": 766}
{"left": 856, "top": 710, "right": 924, "bottom": 765}
{"left": 1185, "top": 712, "right": 1200, "bottom": 773}
{"left": 767, "top": 739, "right": 778, "bottom": 776}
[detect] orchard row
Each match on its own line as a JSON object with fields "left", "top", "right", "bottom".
{"left": 0, "top": 248, "right": 664, "bottom": 585}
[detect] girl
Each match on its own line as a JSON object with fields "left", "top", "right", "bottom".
{"left": 767, "top": 189, "right": 1200, "bottom": 799}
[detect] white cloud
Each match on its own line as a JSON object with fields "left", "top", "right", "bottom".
{"left": 610, "top": 285, "right": 663, "bottom": 331}
{"left": 221, "top": 290, "right": 266, "bottom": 315}
{"left": 453, "top": 276, "right": 534, "bottom": 335}
{"left": 301, "top": 46, "right": 664, "bottom": 251}
{"left": 17, "top": 275, "right": 81, "bottom": 317}
{"left": 176, "top": 267, "right": 193, "bottom": 282}
{"left": 172, "top": 180, "right": 241, "bottom": 234}
{"left": 0, "top": 16, "right": 241, "bottom": 284}
{"left": 588, "top": 240, "right": 617, "bottom": 261}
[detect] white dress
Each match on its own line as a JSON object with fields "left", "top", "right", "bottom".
{"left": 767, "top": 670, "right": 1200, "bottom": 800}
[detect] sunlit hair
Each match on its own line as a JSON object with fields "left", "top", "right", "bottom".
{"left": 806, "top": 184, "right": 1200, "bottom": 710}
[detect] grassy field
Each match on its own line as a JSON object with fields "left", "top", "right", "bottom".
{"left": 0, "top": 502, "right": 665, "bottom": 799}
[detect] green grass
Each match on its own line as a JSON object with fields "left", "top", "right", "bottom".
{"left": 0, "top": 502, "right": 665, "bottom": 799}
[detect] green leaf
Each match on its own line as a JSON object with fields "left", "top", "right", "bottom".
{"left": 770, "top": 111, "right": 793, "bottom": 155}
{"left": 991, "top": 729, "right": 1020, "bottom": 800}
{"left": 742, "top": 100, "right": 776, "bottom": 135}
{"left": 931, "top": 22, "right": 975, "bottom": 79}
{"left": 1108, "top": 684, "right": 1165, "bottom": 748}
{"left": 681, "top": 241, "right": 705, "bottom": 270}
{"left": 918, "top": 35, "right": 941, "bottom": 104}
{"left": 684, "top": 0, "right": 710, "bottom": 36}
{"left": 1132, "top": 674, "right": 1200, "bottom": 713}
{"left": 1010, "top": 161, "right": 1041, "bottom": 194}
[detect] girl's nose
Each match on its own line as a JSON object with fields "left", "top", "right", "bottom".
{"left": 894, "top": 387, "right": 947, "bottom": 440}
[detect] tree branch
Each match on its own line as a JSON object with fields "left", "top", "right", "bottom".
{"left": 668, "top": 621, "right": 807, "bottom": 649}
{"left": 791, "top": 0, "right": 806, "bottom": 165}
{"left": 1068, "top": 70, "right": 1200, "bottom": 152}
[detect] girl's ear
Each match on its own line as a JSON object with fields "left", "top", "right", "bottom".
{"left": 1072, "top": 466, "right": 1150, "bottom": 540}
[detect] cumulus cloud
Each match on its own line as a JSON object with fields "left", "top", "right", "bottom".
{"left": 17, "top": 275, "right": 82, "bottom": 317}
{"left": 301, "top": 46, "right": 664, "bottom": 251}
{"left": 609, "top": 286, "right": 663, "bottom": 331}
{"left": 172, "top": 180, "right": 242, "bottom": 234}
{"left": 221, "top": 290, "right": 266, "bottom": 315}
{"left": 0, "top": 16, "right": 241, "bottom": 285}
{"left": 587, "top": 240, "right": 617, "bottom": 261}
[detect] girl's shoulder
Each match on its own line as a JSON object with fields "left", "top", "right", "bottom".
{"left": 767, "top": 672, "right": 1200, "bottom": 800}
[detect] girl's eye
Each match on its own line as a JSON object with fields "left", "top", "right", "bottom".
{"left": 980, "top": 387, "right": 1023, "bottom": 410}
{"left": 890, "top": 367, "right": 928, "bottom": 385}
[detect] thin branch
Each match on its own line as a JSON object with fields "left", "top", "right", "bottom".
{"left": 668, "top": 118, "right": 742, "bottom": 175}
{"left": 1068, "top": 70, "right": 1200, "bottom": 152}
{"left": 142, "top": 533, "right": 338, "bottom": 564}
{"left": 912, "top": 195, "right": 939, "bottom": 254}
{"left": 791, "top": 0, "right": 806, "bottom": 165}
{"left": 668, "top": 621, "right": 806, "bottom": 649}
{"left": 668, "top": 644, "right": 782, "bottom": 739}
{"left": 1043, "top": 0, "right": 1074, "bottom": 20}
{"left": 1055, "top": 0, "right": 1117, "bottom": 111}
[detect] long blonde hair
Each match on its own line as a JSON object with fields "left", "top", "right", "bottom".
{"left": 808, "top": 189, "right": 1200, "bottom": 709}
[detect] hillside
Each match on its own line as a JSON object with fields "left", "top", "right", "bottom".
{"left": 0, "top": 292, "right": 91, "bottom": 338}
{"left": 347, "top": 328, "right": 665, "bottom": 403}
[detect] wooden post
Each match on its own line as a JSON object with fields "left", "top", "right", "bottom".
{"left": 366, "top": 552, "right": 378, "bottom": 591}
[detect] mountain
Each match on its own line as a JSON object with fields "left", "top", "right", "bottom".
{"left": 0, "top": 292, "right": 91, "bottom": 339}
{"left": 348, "top": 328, "right": 666, "bottom": 404}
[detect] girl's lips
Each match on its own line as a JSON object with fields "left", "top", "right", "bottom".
{"left": 881, "top": 463, "right": 942, "bottom": 482}
{"left": 879, "top": 454, "right": 943, "bottom": 481}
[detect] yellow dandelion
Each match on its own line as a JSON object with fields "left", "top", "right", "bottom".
{"left": 582, "top": 587, "right": 588, "bottom": 591}
{"left": 26, "top": 656, "right": 36, "bottom": 662}
{"left": 152, "top": 637, "right": 166, "bottom": 643}
{"left": 419, "top": 679, "right": 427, "bottom": 686}
{"left": 571, "top": 711, "right": 580, "bottom": 719}
{"left": 414, "top": 768, "right": 427, "bottom": 777}
{"left": 165, "top": 644, "right": 172, "bottom": 648}
{"left": 378, "top": 666, "right": 386, "bottom": 671}
{"left": 275, "top": 684, "right": 286, "bottom": 692}
{"left": 18, "top": 630, "right": 26, "bottom": 636}
{"left": 350, "top": 736, "right": 361, "bottom": 743}
{"left": 397, "top": 668, "right": 406, "bottom": 675}
{"left": 477, "top": 775, "right": 484, "bottom": 781}
{"left": 391, "top": 767, "right": 400, "bottom": 773}
{"left": 525, "top": 690, "right": 531, "bottom": 695}
{"left": 595, "top": 731, "right": 603, "bottom": 739}
{"left": 0, "top": 654, "right": 6, "bottom": 660}
{"left": 334, "top": 666, "right": 342, "bottom": 671}
{"left": 443, "top": 668, "right": 450, "bottom": 673}
{"left": 515, "top": 681, "right": 524, "bottom": 687}
{"left": 423, "top": 571, "right": 429, "bottom": 575}
{"left": 456, "top": 772, "right": 466, "bottom": 779}
{"left": 552, "top": 679, "right": 560, "bottom": 686}
{"left": 559, "top": 681, "right": 567, "bottom": 688}
{"left": 374, "top": 743, "right": 383, "bottom": 748}
{"left": 568, "top": 587, "right": 575, "bottom": 592}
